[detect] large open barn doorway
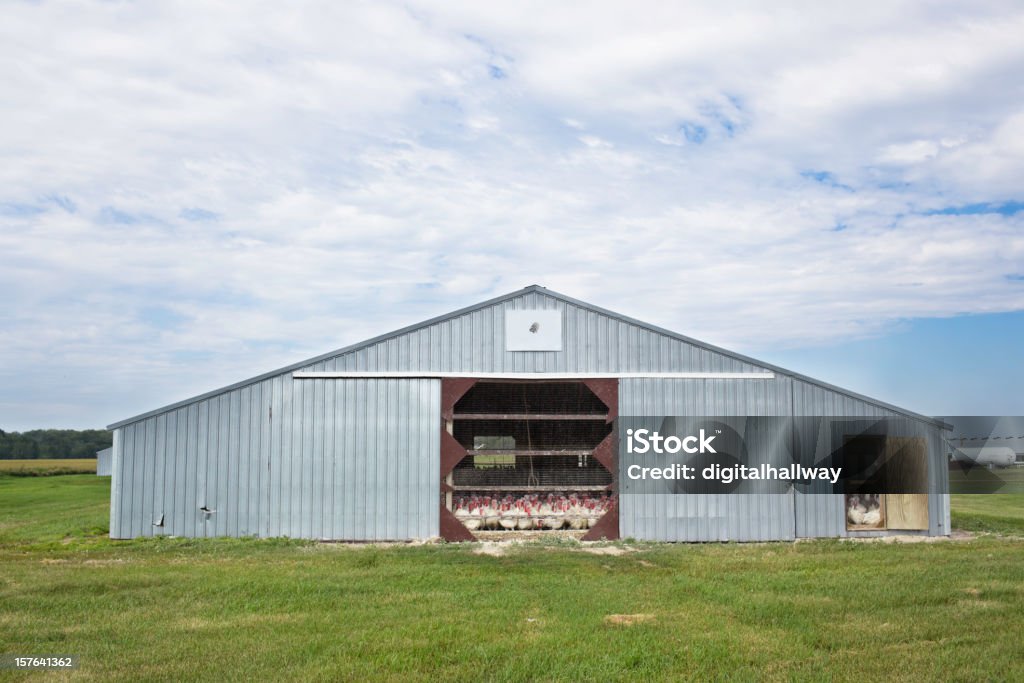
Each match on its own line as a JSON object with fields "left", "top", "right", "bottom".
{"left": 843, "top": 435, "right": 930, "bottom": 532}
{"left": 439, "top": 379, "right": 618, "bottom": 541}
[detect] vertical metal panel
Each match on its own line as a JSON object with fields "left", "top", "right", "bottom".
{"left": 258, "top": 380, "right": 271, "bottom": 537}
{"left": 311, "top": 377, "right": 323, "bottom": 537}
{"left": 149, "top": 414, "right": 165, "bottom": 537}
{"left": 323, "top": 377, "right": 334, "bottom": 538}
{"left": 132, "top": 420, "right": 148, "bottom": 538}
{"left": 109, "top": 429, "right": 123, "bottom": 538}
{"left": 235, "top": 387, "right": 248, "bottom": 536}
{"left": 120, "top": 423, "right": 134, "bottom": 538}
{"left": 117, "top": 424, "right": 130, "bottom": 537}
{"left": 175, "top": 409, "right": 188, "bottom": 537}
{"left": 224, "top": 392, "right": 236, "bottom": 536}
{"left": 791, "top": 379, "right": 858, "bottom": 539}
{"left": 184, "top": 403, "right": 199, "bottom": 536}
{"left": 284, "top": 367, "right": 298, "bottom": 537}
{"left": 929, "top": 427, "right": 951, "bottom": 536}
{"left": 339, "top": 378, "right": 355, "bottom": 538}
{"left": 195, "top": 398, "right": 209, "bottom": 537}
{"left": 619, "top": 377, "right": 796, "bottom": 542}
{"left": 290, "top": 377, "right": 438, "bottom": 541}
{"left": 111, "top": 377, "right": 440, "bottom": 540}
{"left": 160, "top": 412, "right": 174, "bottom": 535}
{"left": 268, "top": 375, "right": 284, "bottom": 537}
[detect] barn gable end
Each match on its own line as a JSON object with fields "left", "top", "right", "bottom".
{"left": 107, "top": 285, "right": 949, "bottom": 542}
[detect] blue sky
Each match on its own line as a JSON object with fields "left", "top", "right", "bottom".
{"left": 762, "top": 311, "right": 1024, "bottom": 416}
{"left": 1, "top": 2, "right": 1023, "bottom": 430}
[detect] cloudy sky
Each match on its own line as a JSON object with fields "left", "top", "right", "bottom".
{"left": 2, "top": 1, "right": 1023, "bottom": 430}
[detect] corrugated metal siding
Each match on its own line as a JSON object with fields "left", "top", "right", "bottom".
{"left": 304, "top": 292, "right": 766, "bottom": 374}
{"left": 619, "top": 377, "right": 949, "bottom": 541}
{"left": 111, "top": 378, "right": 439, "bottom": 540}
{"left": 619, "top": 377, "right": 797, "bottom": 542}
{"left": 110, "top": 289, "right": 948, "bottom": 541}
{"left": 790, "top": 379, "right": 949, "bottom": 538}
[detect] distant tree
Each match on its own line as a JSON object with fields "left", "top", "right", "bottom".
{"left": 0, "top": 429, "right": 112, "bottom": 459}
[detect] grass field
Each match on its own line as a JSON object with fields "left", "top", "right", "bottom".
{"left": 950, "top": 493, "right": 1024, "bottom": 534}
{"left": 0, "top": 458, "right": 97, "bottom": 476}
{"left": 949, "top": 465, "right": 1024, "bottom": 494}
{"left": 1, "top": 476, "right": 1023, "bottom": 681}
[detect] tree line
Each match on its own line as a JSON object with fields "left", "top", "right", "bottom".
{"left": 0, "top": 429, "right": 112, "bottom": 459}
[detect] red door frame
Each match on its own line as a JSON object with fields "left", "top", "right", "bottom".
{"left": 438, "top": 377, "right": 619, "bottom": 541}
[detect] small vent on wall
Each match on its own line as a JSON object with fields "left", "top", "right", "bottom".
{"left": 506, "top": 310, "right": 562, "bottom": 351}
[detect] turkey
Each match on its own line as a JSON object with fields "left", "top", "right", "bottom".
{"left": 499, "top": 502, "right": 517, "bottom": 530}
{"left": 462, "top": 502, "right": 482, "bottom": 531}
{"left": 862, "top": 506, "right": 882, "bottom": 526}
{"left": 543, "top": 508, "right": 565, "bottom": 530}
{"left": 454, "top": 491, "right": 614, "bottom": 532}
{"left": 483, "top": 497, "right": 500, "bottom": 530}
{"left": 862, "top": 494, "right": 882, "bottom": 526}
{"left": 517, "top": 503, "right": 535, "bottom": 530}
{"left": 846, "top": 495, "right": 867, "bottom": 525}
{"left": 541, "top": 494, "right": 564, "bottom": 529}
{"left": 586, "top": 500, "right": 600, "bottom": 528}
{"left": 568, "top": 497, "right": 588, "bottom": 530}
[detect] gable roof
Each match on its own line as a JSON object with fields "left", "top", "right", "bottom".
{"left": 108, "top": 285, "right": 948, "bottom": 429}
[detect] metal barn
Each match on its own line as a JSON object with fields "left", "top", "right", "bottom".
{"left": 107, "top": 286, "right": 950, "bottom": 541}
{"left": 96, "top": 447, "right": 112, "bottom": 476}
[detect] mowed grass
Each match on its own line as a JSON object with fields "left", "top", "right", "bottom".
{"left": 1, "top": 477, "right": 1023, "bottom": 681}
{"left": 0, "top": 458, "right": 97, "bottom": 476}
{"left": 950, "top": 493, "right": 1024, "bottom": 534}
{"left": 0, "top": 475, "right": 110, "bottom": 546}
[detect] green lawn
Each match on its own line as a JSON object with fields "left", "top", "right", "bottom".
{"left": 1, "top": 476, "right": 1023, "bottom": 681}
{"left": 950, "top": 493, "right": 1024, "bottom": 534}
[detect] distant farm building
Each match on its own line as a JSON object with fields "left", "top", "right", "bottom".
{"left": 96, "top": 447, "right": 112, "bottom": 476}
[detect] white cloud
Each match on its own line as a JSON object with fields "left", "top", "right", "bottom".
{"left": 878, "top": 140, "right": 941, "bottom": 164}
{"left": 1, "top": 1, "right": 1023, "bottom": 427}
{"left": 577, "top": 135, "right": 611, "bottom": 149}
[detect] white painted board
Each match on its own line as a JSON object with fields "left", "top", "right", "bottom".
{"left": 505, "top": 310, "right": 563, "bottom": 351}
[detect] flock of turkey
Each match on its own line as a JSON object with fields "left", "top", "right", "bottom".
{"left": 454, "top": 492, "right": 614, "bottom": 530}
{"left": 846, "top": 493, "right": 883, "bottom": 527}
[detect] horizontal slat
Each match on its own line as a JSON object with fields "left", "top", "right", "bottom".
{"left": 294, "top": 371, "right": 776, "bottom": 380}
{"left": 465, "top": 449, "right": 593, "bottom": 456}
{"left": 454, "top": 413, "right": 606, "bottom": 421}
{"left": 452, "top": 485, "right": 612, "bottom": 492}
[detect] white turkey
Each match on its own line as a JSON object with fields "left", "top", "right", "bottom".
{"left": 517, "top": 504, "right": 535, "bottom": 530}
{"left": 463, "top": 504, "right": 482, "bottom": 531}
{"left": 862, "top": 506, "right": 881, "bottom": 526}
{"left": 568, "top": 499, "right": 588, "bottom": 530}
{"left": 846, "top": 495, "right": 867, "bottom": 525}
{"left": 483, "top": 498, "right": 500, "bottom": 530}
{"left": 499, "top": 502, "right": 517, "bottom": 530}
{"left": 586, "top": 500, "right": 600, "bottom": 528}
